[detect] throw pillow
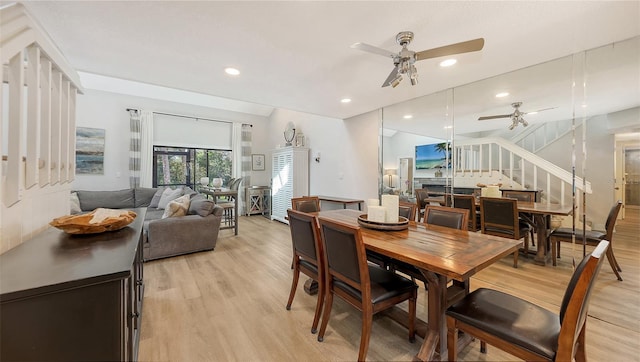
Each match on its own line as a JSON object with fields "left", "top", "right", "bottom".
{"left": 188, "top": 197, "right": 215, "bottom": 217}
{"left": 149, "top": 187, "right": 166, "bottom": 208}
{"left": 157, "top": 187, "right": 183, "bottom": 210}
{"left": 182, "top": 186, "right": 197, "bottom": 197}
{"left": 70, "top": 192, "right": 82, "bottom": 214}
{"left": 162, "top": 195, "right": 191, "bottom": 219}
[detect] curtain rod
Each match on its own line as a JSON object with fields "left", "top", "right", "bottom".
{"left": 153, "top": 111, "right": 233, "bottom": 125}
{"left": 125, "top": 109, "right": 252, "bottom": 127}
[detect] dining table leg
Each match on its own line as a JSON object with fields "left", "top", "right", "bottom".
{"left": 533, "top": 214, "right": 550, "bottom": 265}
{"left": 415, "top": 270, "right": 448, "bottom": 361}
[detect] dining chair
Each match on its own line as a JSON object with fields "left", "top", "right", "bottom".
{"left": 399, "top": 201, "right": 417, "bottom": 222}
{"left": 502, "top": 190, "right": 536, "bottom": 246}
{"left": 446, "top": 240, "right": 610, "bottom": 362}
{"left": 316, "top": 217, "right": 417, "bottom": 361}
{"left": 291, "top": 196, "right": 321, "bottom": 213}
{"left": 414, "top": 188, "right": 430, "bottom": 222}
{"left": 424, "top": 205, "right": 469, "bottom": 230}
{"left": 286, "top": 209, "right": 325, "bottom": 334}
{"left": 217, "top": 177, "right": 243, "bottom": 227}
{"left": 391, "top": 205, "right": 468, "bottom": 290}
{"left": 550, "top": 200, "right": 623, "bottom": 281}
{"left": 452, "top": 194, "right": 480, "bottom": 231}
{"left": 479, "top": 197, "right": 532, "bottom": 268}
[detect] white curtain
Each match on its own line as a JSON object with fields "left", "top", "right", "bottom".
{"left": 139, "top": 110, "right": 154, "bottom": 188}
{"left": 232, "top": 123, "right": 252, "bottom": 214}
{"left": 128, "top": 110, "right": 141, "bottom": 188}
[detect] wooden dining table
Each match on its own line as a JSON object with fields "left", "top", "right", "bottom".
{"left": 314, "top": 209, "right": 522, "bottom": 361}
{"left": 424, "top": 196, "right": 574, "bottom": 265}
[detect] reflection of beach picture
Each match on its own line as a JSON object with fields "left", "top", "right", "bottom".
{"left": 76, "top": 127, "right": 105, "bottom": 174}
{"left": 415, "top": 143, "right": 449, "bottom": 170}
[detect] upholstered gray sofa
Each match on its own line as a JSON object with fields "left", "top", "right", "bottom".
{"left": 73, "top": 187, "right": 224, "bottom": 261}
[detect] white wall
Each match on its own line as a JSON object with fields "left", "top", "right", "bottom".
{"left": 266, "top": 108, "right": 379, "bottom": 205}
{"left": 73, "top": 90, "right": 270, "bottom": 191}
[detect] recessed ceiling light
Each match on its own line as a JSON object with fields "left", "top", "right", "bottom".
{"left": 403, "top": 114, "right": 413, "bottom": 119}
{"left": 340, "top": 98, "right": 351, "bottom": 103}
{"left": 495, "top": 92, "right": 509, "bottom": 98}
{"left": 444, "top": 125, "right": 453, "bottom": 129}
{"left": 224, "top": 67, "right": 240, "bottom": 76}
{"left": 439, "top": 59, "right": 457, "bottom": 67}
{"left": 581, "top": 104, "right": 588, "bottom": 108}
{"left": 527, "top": 111, "right": 538, "bottom": 115}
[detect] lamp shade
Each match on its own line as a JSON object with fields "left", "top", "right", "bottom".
{"left": 385, "top": 169, "right": 397, "bottom": 176}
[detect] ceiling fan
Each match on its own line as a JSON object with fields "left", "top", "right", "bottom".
{"left": 478, "top": 102, "right": 555, "bottom": 130}
{"left": 351, "top": 31, "right": 485, "bottom": 88}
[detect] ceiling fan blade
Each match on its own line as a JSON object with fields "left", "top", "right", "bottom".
{"left": 525, "top": 107, "right": 556, "bottom": 114}
{"left": 415, "top": 38, "right": 485, "bottom": 61}
{"left": 382, "top": 66, "right": 400, "bottom": 87}
{"left": 350, "top": 42, "right": 396, "bottom": 58}
{"left": 478, "top": 114, "right": 512, "bottom": 121}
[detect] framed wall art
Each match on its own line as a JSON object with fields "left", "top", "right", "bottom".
{"left": 76, "top": 127, "right": 105, "bottom": 174}
{"left": 252, "top": 154, "right": 265, "bottom": 171}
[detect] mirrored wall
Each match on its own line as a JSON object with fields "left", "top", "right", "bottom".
{"left": 381, "top": 36, "right": 639, "bottom": 231}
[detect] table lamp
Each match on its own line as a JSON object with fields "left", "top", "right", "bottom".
{"left": 384, "top": 169, "right": 397, "bottom": 188}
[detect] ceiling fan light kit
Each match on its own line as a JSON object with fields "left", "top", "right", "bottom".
{"left": 351, "top": 31, "right": 485, "bottom": 88}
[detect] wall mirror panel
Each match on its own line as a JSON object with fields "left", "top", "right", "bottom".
{"left": 381, "top": 36, "right": 639, "bottom": 229}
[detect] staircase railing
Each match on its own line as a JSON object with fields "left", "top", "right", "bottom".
{"left": 453, "top": 137, "right": 591, "bottom": 205}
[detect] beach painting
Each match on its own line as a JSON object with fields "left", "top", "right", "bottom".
{"left": 76, "top": 127, "right": 105, "bottom": 174}
{"left": 415, "top": 143, "right": 450, "bottom": 170}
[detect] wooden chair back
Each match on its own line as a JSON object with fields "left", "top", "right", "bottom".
{"left": 452, "top": 194, "right": 478, "bottom": 231}
{"left": 399, "top": 201, "right": 417, "bottom": 222}
{"left": 479, "top": 197, "right": 521, "bottom": 240}
{"left": 291, "top": 196, "right": 321, "bottom": 213}
{"left": 424, "top": 205, "right": 469, "bottom": 230}
{"left": 286, "top": 209, "right": 324, "bottom": 333}
{"left": 414, "top": 188, "right": 430, "bottom": 221}
{"left": 502, "top": 190, "right": 535, "bottom": 203}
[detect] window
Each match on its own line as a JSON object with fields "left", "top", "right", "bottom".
{"left": 153, "top": 146, "right": 232, "bottom": 188}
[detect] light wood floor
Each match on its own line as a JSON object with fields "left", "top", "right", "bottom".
{"left": 139, "top": 209, "right": 640, "bottom": 361}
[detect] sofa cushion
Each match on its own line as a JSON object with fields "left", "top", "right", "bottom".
{"left": 162, "top": 195, "right": 190, "bottom": 218}
{"left": 134, "top": 187, "right": 158, "bottom": 207}
{"left": 77, "top": 189, "right": 135, "bottom": 211}
{"left": 149, "top": 187, "right": 165, "bottom": 208}
{"left": 158, "top": 187, "right": 183, "bottom": 209}
{"left": 188, "top": 195, "right": 216, "bottom": 217}
{"left": 182, "top": 186, "right": 197, "bottom": 197}
{"left": 70, "top": 192, "right": 82, "bottom": 214}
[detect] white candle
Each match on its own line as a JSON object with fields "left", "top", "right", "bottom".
{"left": 367, "top": 198, "right": 379, "bottom": 208}
{"left": 368, "top": 206, "right": 386, "bottom": 223}
{"left": 381, "top": 194, "right": 400, "bottom": 223}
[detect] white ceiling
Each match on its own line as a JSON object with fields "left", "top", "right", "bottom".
{"left": 17, "top": 1, "right": 640, "bottom": 123}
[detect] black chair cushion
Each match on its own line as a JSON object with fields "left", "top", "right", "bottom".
{"left": 551, "top": 227, "right": 605, "bottom": 242}
{"left": 299, "top": 259, "right": 318, "bottom": 275}
{"left": 447, "top": 288, "right": 560, "bottom": 360}
{"left": 334, "top": 265, "right": 417, "bottom": 305}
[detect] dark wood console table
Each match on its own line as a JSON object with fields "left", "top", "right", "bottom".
{"left": 0, "top": 208, "right": 146, "bottom": 361}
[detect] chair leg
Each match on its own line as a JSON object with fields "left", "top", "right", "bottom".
{"left": 311, "top": 278, "right": 324, "bottom": 334}
{"left": 606, "top": 248, "right": 623, "bottom": 281}
{"left": 358, "top": 309, "right": 373, "bottom": 362}
{"left": 610, "top": 247, "right": 623, "bottom": 272}
{"left": 317, "top": 291, "right": 334, "bottom": 342}
{"left": 480, "top": 341, "right": 487, "bottom": 354}
{"left": 286, "top": 263, "right": 300, "bottom": 310}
